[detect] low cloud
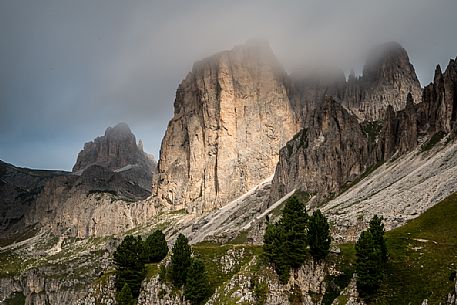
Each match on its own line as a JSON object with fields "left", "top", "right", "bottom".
{"left": 1, "top": 0, "right": 456, "bottom": 170}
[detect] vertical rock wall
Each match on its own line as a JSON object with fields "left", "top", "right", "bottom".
{"left": 154, "top": 41, "right": 298, "bottom": 212}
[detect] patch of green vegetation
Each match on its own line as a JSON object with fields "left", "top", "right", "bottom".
{"left": 145, "top": 263, "right": 160, "bottom": 278}
{"left": 373, "top": 191, "right": 457, "bottom": 305}
{"left": 333, "top": 294, "right": 349, "bottom": 305}
{"left": 94, "top": 269, "right": 116, "bottom": 285}
{"left": 192, "top": 244, "right": 261, "bottom": 295}
{"left": 294, "top": 190, "right": 312, "bottom": 204}
{"left": 269, "top": 190, "right": 311, "bottom": 220}
{"left": 229, "top": 230, "right": 249, "bottom": 244}
{"left": 0, "top": 249, "right": 39, "bottom": 277}
{"left": 340, "top": 161, "right": 384, "bottom": 195}
{"left": 421, "top": 131, "right": 446, "bottom": 152}
{"left": 4, "top": 292, "right": 26, "bottom": 305}
{"left": 323, "top": 194, "right": 457, "bottom": 304}
{"left": 288, "top": 284, "right": 305, "bottom": 304}
{"left": 251, "top": 275, "right": 268, "bottom": 305}
{"left": 362, "top": 121, "right": 383, "bottom": 144}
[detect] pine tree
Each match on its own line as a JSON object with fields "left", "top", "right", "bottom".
{"left": 143, "top": 230, "right": 169, "bottom": 263}
{"left": 263, "top": 222, "right": 290, "bottom": 283}
{"left": 368, "top": 215, "right": 388, "bottom": 264}
{"left": 355, "top": 230, "right": 384, "bottom": 300}
{"left": 117, "top": 283, "right": 134, "bottom": 305}
{"left": 308, "top": 209, "right": 331, "bottom": 261}
{"left": 114, "top": 235, "right": 146, "bottom": 299}
{"left": 170, "top": 233, "right": 192, "bottom": 287}
{"left": 281, "top": 196, "right": 308, "bottom": 268}
{"left": 184, "top": 259, "right": 210, "bottom": 305}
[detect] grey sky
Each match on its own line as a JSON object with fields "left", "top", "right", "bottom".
{"left": 1, "top": 0, "right": 457, "bottom": 170}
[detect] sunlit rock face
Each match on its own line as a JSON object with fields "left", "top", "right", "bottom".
{"left": 154, "top": 40, "right": 299, "bottom": 213}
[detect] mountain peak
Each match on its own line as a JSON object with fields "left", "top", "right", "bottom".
{"left": 363, "top": 42, "right": 418, "bottom": 83}
{"left": 72, "top": 123, "right": 154, "bottom": 173}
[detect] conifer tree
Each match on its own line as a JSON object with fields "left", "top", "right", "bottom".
{"left": 184, "top": 259, "right": 210, "bottom": 305}
{"left": 281, "top": 196, "right": 308, "bottom": 268}
{"left": 170, "top": 233, "right": 192, "bottom": 287}
{"left": 263, "top": 222, "right": 290, "bottom": 283}
{"left": 308, "top": 209, "right": 331, "bottom": 261}
{"left": 143, "top": 230, "right": 169, "bottom": 263}
{"left": 117, "top": 283, "right": 134, "bottom": 305}
{"left": 368, "top": 214, "right": 388, "bottom": 264}
{"left": 263, "top": 195, "right": 310, "bottom": 283}
{"left": 355, "top": 230, "right": 384, "bottom": 299}
{"left": 113, "top": 235, "right": 146, "bottom": 299}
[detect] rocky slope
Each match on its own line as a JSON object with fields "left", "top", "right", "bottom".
{"left": 154, "top": 40, "right": 299, "bottom": 213}
{"left": 23, "top": 168, "right": 156, "bottom": 238}
{"left": 270, "top": 97, "right": 372, "bottom": 204}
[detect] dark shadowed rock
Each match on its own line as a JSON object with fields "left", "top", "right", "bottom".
{"left": 0, "top": 161, "right": 70, "bottom": 233}
{"left": 270, "top": 97, "right": 370, "bottom": 204}
{"left": 419, "top": 58, "right": 457, "bottom": 134}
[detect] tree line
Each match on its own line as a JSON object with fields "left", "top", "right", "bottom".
{"left": 113, "top": 231, "right": 210, "bottom": 305}
{"left": 114, "top": 195, "right": 387, "bottom": 304}
{"left": 263, "top": 195, "right": 388, "bottom": 302}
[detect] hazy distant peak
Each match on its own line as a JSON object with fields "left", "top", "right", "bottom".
{"left": 104, "top": 122, "right": 133, "bottom": 139}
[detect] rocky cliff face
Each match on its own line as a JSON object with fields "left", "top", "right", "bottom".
{"left": 270, "top": 56, "right": 457, "bottom": 207}
{"left": 154, "top": 40, "right": 299, "bottom": 213}
{"left": 419, "top": 58, "right": 457, "bottom": 134}
{"left": 270, "top": 97, "right": 372, "bottom": 204}
{"left": 342, "top": 42, "right": 422, "bottom": 121}
{"left": 154, "top": 41, "right": 426, "bottom": 214}
{"left": 73, "top": 122, "right": 156, "bottom": 191}
{"left": 24, "top": 174, "right": 156, "bottom": 238}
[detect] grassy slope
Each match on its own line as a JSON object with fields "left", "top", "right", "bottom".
{"left": 374, "top": 192, "right": 457, "bottom": 305}
{"left": 335, "top": 192, "right": 457, "bottom": 304}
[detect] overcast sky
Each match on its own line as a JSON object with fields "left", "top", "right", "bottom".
{"left": 1, "top": 0, "right": 457, "bottom": 170}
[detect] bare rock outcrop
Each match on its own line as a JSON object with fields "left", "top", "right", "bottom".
{"left": 24, "top": 174, "right": 157, "bottom": 238}
{"left": 379, "top": 93, "right": 418, "bottom": 160}
{"left": 342, "top": 42, "right": 422, "bottom": 121}
{"left": 154, "top": 40, "right": 298, "bottom": 213}
{"left": 419, "top": 58, "right": 457, "bottom": 134}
